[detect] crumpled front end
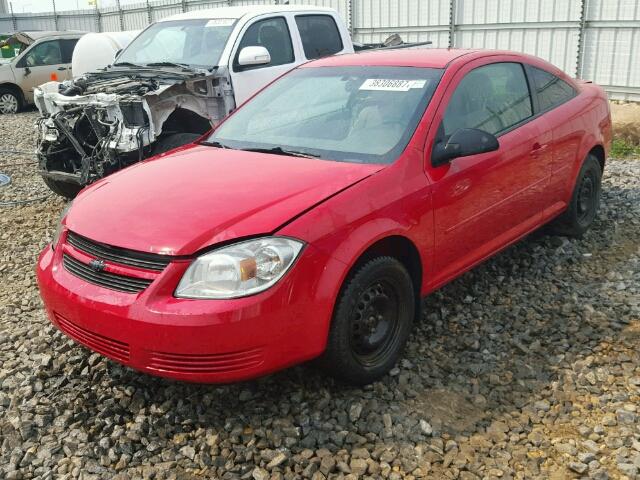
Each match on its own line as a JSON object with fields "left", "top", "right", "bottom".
{"left": 34, "top": 68, "right": 234, "bottom": 194}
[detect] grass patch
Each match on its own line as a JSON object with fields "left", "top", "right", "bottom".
{"left": 610, "top": 138, "right": 640, "bottom": 159}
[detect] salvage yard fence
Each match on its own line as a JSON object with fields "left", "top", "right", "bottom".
{"left": 1, "top": 0, "right": 638, "bottom": 100}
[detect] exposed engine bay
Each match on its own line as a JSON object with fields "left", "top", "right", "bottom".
{"left": 34, "top": 67, "right": 234, "bottom": 197}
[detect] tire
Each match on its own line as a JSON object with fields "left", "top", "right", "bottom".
{"left": 319, "top": 256, "right": 415, "bottom": 385}
{"left": 549, "top": 154, "right": 602, "bottom": 237}
{"left": 42, "top": 177, "right": 82, "bottom": 199}
{"left": 0, "top": 87, "right": 21, "bottom": 114}
{"left": 152, "top": 133, "right": 201, "bottom": 155}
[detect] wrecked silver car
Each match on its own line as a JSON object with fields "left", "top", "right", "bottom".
{"left": 34, "top": 6, "right": 354, "bottom": 197}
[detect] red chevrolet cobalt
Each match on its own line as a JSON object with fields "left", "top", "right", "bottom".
{"left": 37, "top": 49, "right": 611, "bottom": 384}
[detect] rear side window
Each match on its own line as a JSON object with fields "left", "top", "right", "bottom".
{"left": 295, "top": 15, "right": 343, "bottom": 60}
{"left": 60, "top": 39, "right": 79, "bottom": 63}
{"left": 530, "top": 66, "right": 576, "bottom": 111}
{"left": 442, "top": 62, "right": 533, "bottom": 137}
{"left": 235, "top": 17, "right": 294, "bottom": 70}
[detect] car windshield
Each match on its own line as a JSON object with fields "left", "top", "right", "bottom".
{"left": 116, "top": 18, "right": 236, "bottom": 69}
{"left": 207, "top": 66, "right": 443, "bottom": 164}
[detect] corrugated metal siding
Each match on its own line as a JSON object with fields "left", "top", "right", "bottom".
{"left": 0, "top": 0, "right": 637, "bottom": 99}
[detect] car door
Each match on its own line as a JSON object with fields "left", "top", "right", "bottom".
{"left": 229, "top": 15, "right": 299, "bottom": 106}
{"left": 13, "top": 40, "right": 66, "bottom": 102}
{"left": 526, "top": 65, "right": 581, "bottom": 214}
{"left": 426, "top": 60, "right": 547, "bottom": 287}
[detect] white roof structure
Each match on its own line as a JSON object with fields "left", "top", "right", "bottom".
{"left": 161, "top": 5, "right": 335, "bottom": 22}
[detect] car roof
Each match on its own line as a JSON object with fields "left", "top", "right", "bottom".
{"left": 306, "top": 48, "right": 485, "bottom": 69}
{"left": 18, "top": 31, "right": 85, "bottom": 41}
{"left": 163, "top": 5, "right": 335, "bottom": 22}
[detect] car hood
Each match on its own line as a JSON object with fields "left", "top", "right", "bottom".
{"left": 66, "top": 145, "right": 383, "bottom": 256}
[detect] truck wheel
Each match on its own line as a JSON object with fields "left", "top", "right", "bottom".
{"left": 0, "top": 88, "right": 21, "bottom": 114}
{"left": 153, "top": 133, "right": 201, "bottom": 155}
{"left": 549, "top": 154, "right": 602, "bottom": 237}
{"left": 42, "top": 177, "right": 82, "bottom": 199}
{"left": 319, "top": 256, "right": 415, "bottom": 385}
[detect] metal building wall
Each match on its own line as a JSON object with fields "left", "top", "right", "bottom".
{"left": 0, "top": 0, "right": 637, "bottom": 99}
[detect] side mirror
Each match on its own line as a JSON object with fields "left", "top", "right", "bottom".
{"left": 432, "top": 128, "right": 499, "bottom": 167}
{"left": 237, "top": 46, "right": 271, "bottom": 68}
{"left": 24, "top": 66, "right": 31, "bottom": 76}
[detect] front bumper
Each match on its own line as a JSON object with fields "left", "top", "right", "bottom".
{"left": 36, "top": 240, "right": 340, "bottom": 383}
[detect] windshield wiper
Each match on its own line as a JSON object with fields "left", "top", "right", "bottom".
{"left": 240, "top": 146, "right": 319, "bottom": 158}
{"left": 145, "top": 61, "right": 193, "bottom": 71}
{"left": 200, "top": 140, "right": 231, "bottom": 149}
{"left": 112, "top": 61, "right": 144, "bottom": 68}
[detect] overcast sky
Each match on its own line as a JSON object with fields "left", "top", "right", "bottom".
{"left": 10, "top": 0, "right": 129, "bottom": 13}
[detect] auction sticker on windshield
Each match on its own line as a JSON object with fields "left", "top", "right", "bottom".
{"left": 359, "top": 79, "right": 427, "bottom": 91}
{"left": 206, "top": 18, "right": 235, "bottom": 27}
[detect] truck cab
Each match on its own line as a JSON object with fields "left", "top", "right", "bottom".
{"left": 34, "top": 6, "right": 354, "bottom": 197}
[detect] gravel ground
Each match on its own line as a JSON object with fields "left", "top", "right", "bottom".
{"left": 1, "top": 110, "right": 639, "bottom": 480}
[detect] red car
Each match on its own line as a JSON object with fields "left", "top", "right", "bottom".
{"left": 37, "top": 49, "right": 611, "bottom": 385}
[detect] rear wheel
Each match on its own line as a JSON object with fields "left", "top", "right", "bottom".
{"left": 319, "top": 256, "right": 415, "bottom": 385}
{"left": 42, "top": 177, "right": 82, "bottom": 199}
{"left": 0, "top": 88, "right": 20, "bottom": 114}
{"left": 549, "top": 154, "right": 602, "bottom": 237}
{"left": 152, "top": 133, "right": 201, "bottom": 155}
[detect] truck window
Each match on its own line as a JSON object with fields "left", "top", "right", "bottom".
{"left": 234, "top": 17, "right": 294, "bottom": 71}
{"left": 295, "top": 15, "right": 343, "bottom": 60}
{"left": 60, "top": 39, "right": 79, "bottom": 64}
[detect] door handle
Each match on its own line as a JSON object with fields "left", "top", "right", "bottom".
{"left": 57, "top": 67, "right": 67, "bottom": 71}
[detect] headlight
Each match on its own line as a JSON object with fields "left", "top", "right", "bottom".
{"left": 176, "top": 237, "right": 304, "bottom": 299}
{"left": 52, "top": 201, "right": 73, "bottom": 249}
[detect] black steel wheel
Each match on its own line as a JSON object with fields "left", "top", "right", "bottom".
{"left": 319, "top": 256, "right": 415, "bottom": 385}
{"left": 549, "top": 153, "right": 602, "bottom": 237}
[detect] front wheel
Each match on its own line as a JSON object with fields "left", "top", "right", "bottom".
{"left": 549, "top": 153, "right": 602, "bottom": 237}
{"left": 319, "top": 256, "right": 415, "bottom": 385}
{"left": 0, "top": 88, "right": 20, "bottom": 114}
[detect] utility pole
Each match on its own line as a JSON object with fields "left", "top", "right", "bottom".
{"left": 9, "top": 2, "right": 17, "bottom": 32}
{"left": 52, "top": 0, "right": 58, "bottom": 30}
{"left": 115, "top": 0, "right": 124, "bottom": 31}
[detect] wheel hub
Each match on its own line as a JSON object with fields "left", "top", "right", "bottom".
{"left": 0, "top": 93, "right": 18, "bottom": 114}
{"left": 351, "top": 282, "right": 397, "bottom": 356}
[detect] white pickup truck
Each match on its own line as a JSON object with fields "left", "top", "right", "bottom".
{"left": 34, "top": 5, "right": 354, "bottom": 197}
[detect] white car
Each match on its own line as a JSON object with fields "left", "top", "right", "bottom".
{"left": 0, "top": 31, "right": 84, "bottom": 113}
{"left": 34, "top": 5, "right": 354, "bottom": 198}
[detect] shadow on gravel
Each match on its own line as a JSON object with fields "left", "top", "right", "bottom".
{"left": 55, "top": 180, "right": 639, "bottom": 454}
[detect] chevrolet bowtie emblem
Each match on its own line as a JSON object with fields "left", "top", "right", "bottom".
{"left": 88, "top": 259, "right": 106, "bottom": 272}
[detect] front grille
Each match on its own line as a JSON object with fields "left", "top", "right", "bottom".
{"left": 66, "top": 231, "right": 170, "bottom": 272}
{"left": 54, "top": 312, "right": 130, "bottom": 362}
{"left": 147, "top": 348, "right": 265, "bottom": 374}
{"left": 63, "top": 254, "right": 153, "bottom": 293}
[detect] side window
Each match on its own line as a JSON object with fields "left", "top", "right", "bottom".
{"left": 60, "top": 39, "right": 79, "bottom": 64}
{"left": 530, "top": 66, "right": 576, "bottom": 111}
{"left": 295, "top": 15, "right": 343, "bottom": 60}
{"left": 442, "top": 62, "right": 533, "bottom": 137}
{"left": 24, "top": 40, "right": 63, "bottom": 67}
{"left": 234, "top": 17, "right": 294, "bottom": 71}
